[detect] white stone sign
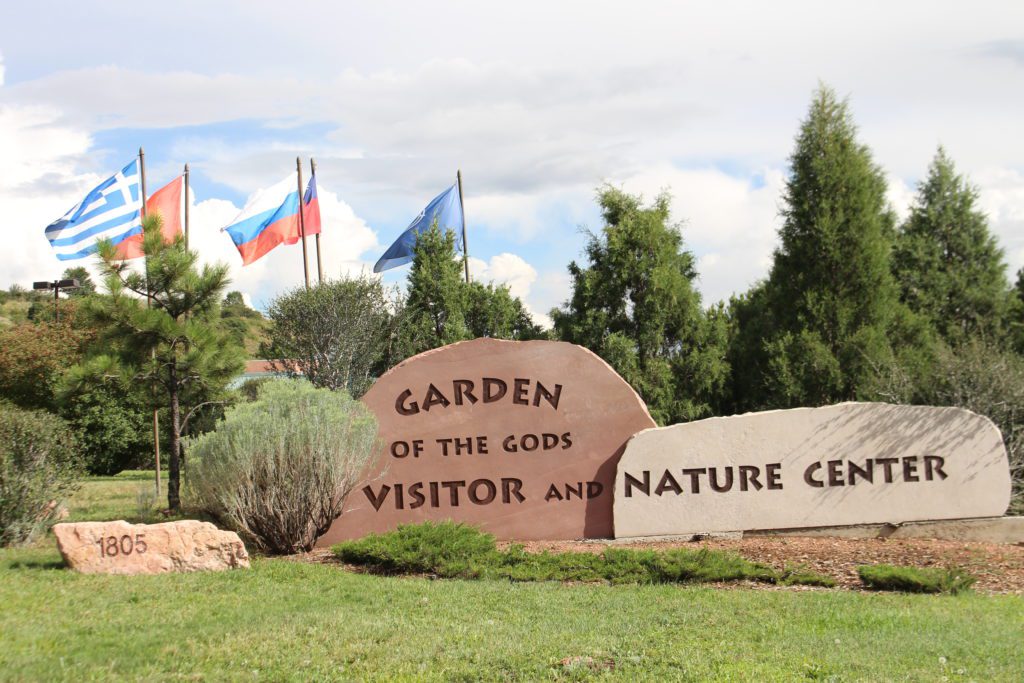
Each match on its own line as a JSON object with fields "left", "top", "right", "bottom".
{"left": 613, "top": 402, "right": 1011, "bottom": 538}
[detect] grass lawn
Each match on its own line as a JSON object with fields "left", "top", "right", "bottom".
{"left": 0, "top": 473, "right": 1021, "bottom": 681}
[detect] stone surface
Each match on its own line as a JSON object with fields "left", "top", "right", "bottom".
{"left": 320, "top": 338, "right": 656, "bottom": 544}
{"left": 746, "top": 517, "right": 1024, "bottom": 544}
{"left": 53, "top": 520, "right": 249, "bottom": 574}
{"left": 614, "top": 402, "right": 1011, "bottom": 539}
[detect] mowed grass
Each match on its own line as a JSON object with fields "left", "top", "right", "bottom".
{"left": 0, "top": 475, "right": 1021, "bottom": 681}
{"left": 64, "top": 469, "right": 172, "bottom": 523}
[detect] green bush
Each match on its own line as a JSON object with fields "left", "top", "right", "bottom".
{"left": 186, "top": 379, "right": 379, "bottom": 554}
{"left": 334, "top": 521, "right": 501, "bottom": 577}
{"left": 333, "top": 522, "right": 819, "bottom": 586}
{"left": 58, "top": 380, "right": 151, "bottom": 475}
{"left": 857, "top": 564, "right": 976, "bottom": 594}
{"left": 0, "top": 403, "right": 83, "bottom": 545}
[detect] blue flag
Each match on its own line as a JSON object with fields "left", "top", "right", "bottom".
{"left": 373, "top": 182, "right": 463, "bottom": 273}
{"left": 44, "top": 159, "right": 143, "bottom": 261}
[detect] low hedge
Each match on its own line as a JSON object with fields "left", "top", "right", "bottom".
{"left": 333, "top": 521, "right": 834, "bottom": 587}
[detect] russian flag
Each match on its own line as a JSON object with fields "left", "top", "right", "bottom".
{"left": 115, "top": 175, "right": 184, "bottom": 259}
{"left": 223, "top": 175, "right": 303, "bottom": 265}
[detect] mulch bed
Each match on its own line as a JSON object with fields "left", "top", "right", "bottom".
{"left": 295, "top": 537, "right": 1024, "bottom": 594}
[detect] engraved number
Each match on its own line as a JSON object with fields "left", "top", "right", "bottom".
{"left": 95, "top": 533, "right": 147, "bottom": 558}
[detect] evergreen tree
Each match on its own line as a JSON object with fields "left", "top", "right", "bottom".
{"left": 1011, "top": 268, "right": 1024, "bottom": 354}
{"left": 737, "top": 86, "right": 917, "bottom": 409}
{"left": 893, "top": 148, "right": 1010, "bottom": 344}
{"left": 464, "top": 281, "right": 542, "bottom": 341}
{"left": 71, "top": 215, "right": 244, "bottom": 510}
{"left": 401, "top": 224, "right": 471, "bottom": 355}
{"left": 399, "top": 223, "right": 542, "bottom": 356}
{"left": 552, "top": 187, "right": 727, "bottom": 424}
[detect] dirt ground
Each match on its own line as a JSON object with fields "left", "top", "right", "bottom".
{"left": 510, "top": 537, "right": 1024, "bottom": 594}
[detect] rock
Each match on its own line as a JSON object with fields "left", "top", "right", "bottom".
{"left": 614, "top": 402, "right": 1011, "bottom": 539}
{"left": 53, "top": 520, "right": 249, "bottom": 575}
{"left": 320, "top": 338, "right": 655, "bottom": 543}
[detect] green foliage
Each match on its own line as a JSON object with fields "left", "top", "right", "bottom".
{"left": 552, "top": 187, "right": 728, "bottom": 424}
{"left": 57, "top": 377, "right": 151, "bottom": 476}
{"left": 186, "top": 379, "right": 379, "bottom": 554}
{"left": 334, "top": 522, "right": 823, "bottom": 586}
{"left": 220, "top": 290, "right": 268, "bottom": 355}
{"left": 730, "top": 85, "right": 926, "bottom": 410}
{"left": 0, "top": 315, "right": 90, "bottom": 411}
{"left": 402, "top": 224, "right": 471, "bottom": 354}
{"left": 79, "top": 214, "right": 245, "bottom": 510}
{"left": 857, "top": 564, "right": 976, "bottom": 594}
{"left": 464, "top": 280, "right": 543, "bottom": 341}
{"left": 400, "top": 224, "right": 542, "bottom": 357}
{"left": 1011, "top": 268, "right": 1024, "bottom": 354}
{"left": 264, "top": 275, "right": 406, "bottom": 398}
{"left": 893, "top": 148, "right": 1011, "bottom": 344}
{"left": 333, "top": 521, "right": 501, "bottom": 577}
{"left": 0, "top": 404, "right": 83, "bottom": 545}
{"left": 61, "top": 267, "right": 96, "bottom": 297}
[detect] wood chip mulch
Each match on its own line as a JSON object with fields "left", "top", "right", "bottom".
{"left": 293, "top": 537, "right": 1024, "bottom": 594}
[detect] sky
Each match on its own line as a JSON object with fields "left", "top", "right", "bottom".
{"left": 2, "top": 1, "right": 1023, "bottom": 327}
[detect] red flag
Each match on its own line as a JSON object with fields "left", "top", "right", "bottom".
{"left": 115, "top": 175, "right": 184, "bottom": 259}
{"left": 302, "top": 171, "right": 321, "bottom": 236}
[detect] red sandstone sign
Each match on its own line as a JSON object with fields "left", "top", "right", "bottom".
{"left": 319, "top": 338, "right": 656, "bottom": 544}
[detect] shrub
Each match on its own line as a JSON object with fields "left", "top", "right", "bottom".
{"left": 58, "top": 380, "right": 151, "bottom": 475}
{"left": 264, "top": 276, "right": 406, "bottom": 398}
{"left": 333, "top": 522, "right": 826, "bottom": 586}
{"left": 857, "top": 564, "right": 976, "bottom": 594}
{"left": 334, "top": 521, "right": 501, "bottom": 577}
{"left": 922, "top": 341, "right": 1024, "bottom": 515}
{"left": 0, "top": 404, "right": 83, "bottom": 545}
{"left": 186, "top": 379, "right": 379, "bottom": 554}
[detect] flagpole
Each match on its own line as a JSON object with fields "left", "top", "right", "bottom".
{"left": 297, "top": 156, "right": 310, "bottom": 289}
{"left": 457, "top": 169, "right": 470, "bottom": 284}
{"left": 311, "top": 157, "right": 323, "bottom": 283}
{"left": 183, "top": 163, "right": 190, "bottom": 251}
{"left": 139, "top": 147, "right": 161, "bottom": 500}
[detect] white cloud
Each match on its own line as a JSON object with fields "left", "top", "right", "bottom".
{"left": 886, "top": 175, "right": 916, "bottom": 223}
{"left": 975, "top": 167, "right": 1024, "bottom": 274}
{"left": 0, "top": 101, "right": 104, "bottom": 288}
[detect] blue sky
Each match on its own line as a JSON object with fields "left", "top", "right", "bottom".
{"left": 2, "top": 2, "right": 1024, "bottom": 322}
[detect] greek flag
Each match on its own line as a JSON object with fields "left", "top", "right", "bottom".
{"left": 45, "top": 159, "right": 143, "bottom": 261}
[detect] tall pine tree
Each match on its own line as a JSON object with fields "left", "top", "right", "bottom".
{"left": 73, "top": 215, "right": 244, "bottom": 510}
{"left": 892, "top": 147, "right": 1010, "bottom": 344}
{"left": 552, "top": 187, "right": 727, "bottom": 424}
{"left": 736, "top": 86, "right": 919, "bottom": 409}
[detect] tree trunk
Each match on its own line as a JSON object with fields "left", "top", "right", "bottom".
{"left": 168, "top": 365, "right": 182, "bottom": 511}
